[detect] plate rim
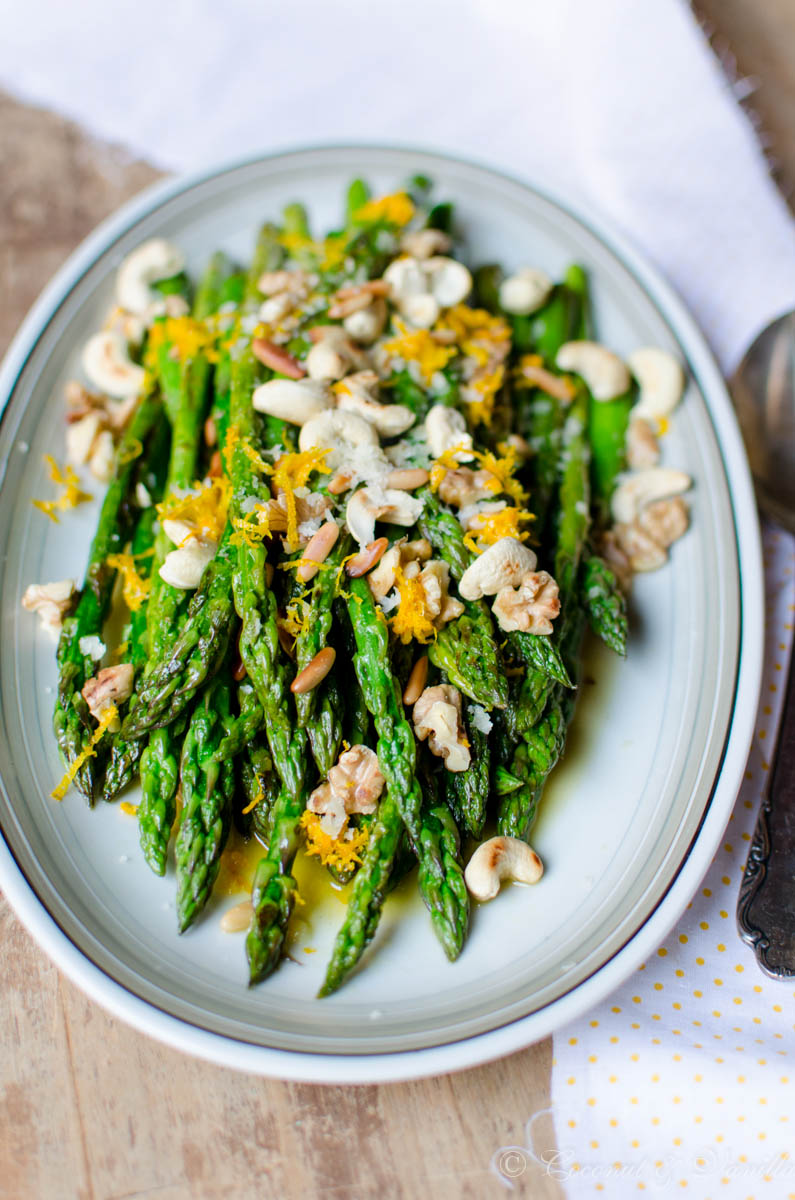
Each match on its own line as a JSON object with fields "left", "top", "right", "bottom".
{"left": 0, "top": 143, "right": 764, "bottom": 1083}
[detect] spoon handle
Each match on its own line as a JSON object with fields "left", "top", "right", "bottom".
{"left": 738, "top": 647, "right": 795, "bottom": 976}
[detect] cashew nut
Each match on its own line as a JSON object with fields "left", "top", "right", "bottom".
{"left": 412, "top": 684, "right": 470, "bottom": 772}
{"left": 116, "top": 239, "right": 184, "bottom": 315}
{"left": 556, "top": 341, "right": 630, "bottom": 402}
{"left": 252, "top": 378, "right": 334, "bottom": 425}
{"left": 499, "top": 267, "right": 553, "bottom": 316}
{"left": 82, "top": 332, "right": 146, "bottom": 399}
{"left": 464, "top": 836, "right": 543, "bottom": 901}
{"left": 400, "top": 229, "right": 452, "bottom": 259}
{"left": 424, "top": 257, "right": 472, "bottom": 308}
{"left": 345, "top": 486, "right": 424, "bottom": 545}
{"left": 401, "top": 293, "right": 440, "bottom": 329}
{"left": 458, "top": 537, "right": 538, "bottom": 601}
{"left": 336, "top": 372, "right": 415, "bottom": 437}
{"left": 424, "top": 404, "right": 474, "bottom": 462}
{"left": 610, "top": 467, "right": 691, "bottom": 524}
{"left": 383, "top": 256, "right": 427, "bottom": 304}
{"left": 627, "top": 347, "right": 685, "bottom": 421}
{"left": 159, "top": 536, "right": 217, "bottom": 589}
{"left": 344, "top": 296, "right": 387, "bottom": 343}
{"left": 21, "top": 579, "right": 77, "bottom": 633}
{"left": 299, "top": 408, "right": 381, "bottom": 472}
{"left": 304, "top": 338, "right": 351, "bottom": 382}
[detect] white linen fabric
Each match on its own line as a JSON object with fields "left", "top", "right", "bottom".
{"left": 3, "top": 3, "right": 795, "bottom": 1194}
{"left": 1, "top": 0, "right": 795, "bottom": 369}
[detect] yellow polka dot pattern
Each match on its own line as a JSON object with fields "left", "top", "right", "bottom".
{"left": 551, "top": 526, "right": 795, "bottom": 1197}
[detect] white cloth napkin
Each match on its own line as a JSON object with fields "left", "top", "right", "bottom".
{"left": 2, "top": 0, "right": 795, "bottom": 370}
{"left": 3, "top": 2, "right": 795, "bottom": 1192}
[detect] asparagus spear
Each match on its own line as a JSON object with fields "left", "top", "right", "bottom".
{"left": 581, "top": 554, "right": 628, "bottom": 656}
{"left": 293, "top": 546, "right": 344, "bottom": 777}
{"left": 102, "top": 416, "right": 171, "bottom": 799}
{"left": 445, "top": 703, "right": 490, "bottom": 838}
{"left": 53, "top": 382, "right": 162, "bottom": 800}
{"left": 134, "top": 263, "right": 218, "bottom": 870}
{"left": 175, "top": 673, "right": 236, "bottom": 931}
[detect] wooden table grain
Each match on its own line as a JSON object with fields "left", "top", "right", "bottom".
{"left": 1, "top": 5, "right": 793, "bottom": 1192}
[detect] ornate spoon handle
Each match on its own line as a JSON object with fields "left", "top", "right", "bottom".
{"left": 738, "top": 646, "right": 795, "bottom": 977}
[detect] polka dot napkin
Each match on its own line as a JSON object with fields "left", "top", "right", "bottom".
{"left": 549, "top": 524, "right": 795, "bottom": 1197}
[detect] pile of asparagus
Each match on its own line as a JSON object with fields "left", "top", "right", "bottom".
{"left": 50, "top": 179, "right": 630, "bottom": 995}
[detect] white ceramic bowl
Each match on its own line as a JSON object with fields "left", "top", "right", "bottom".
{"left": 0, "top": 147, "right": 763, "bottom": 1082}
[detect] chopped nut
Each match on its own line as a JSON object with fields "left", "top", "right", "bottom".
{"left": 492, "top": 570, "right": 560, "bottom": 634}
{"left": 290, "top": 647, "right": 336, "bottom": 694}
{"left": 418, "top": 559, "right": 465, "bottom": 629}
{"left": 366, "top": 538, "right": 431, "bottom": 600}
{"left": 458, "top": 537, "right": 538, "bottom": 601}
{"left": 89, "top": 429, "right": 115, "bottom": 481}
{"left": 385, "top": 467, "right": 430, "bottom": 491}
{"left": 65, "top": 411, "right": 104, "bottom": 466}
{"left": 346, "top": 537, "right": 390, "bottom": 578}
{"left": 438, "top": 466, "right": 498, "bottom": 507}
{"left": 21, "top": 579, "right": 77, "bottom": 633}
{"left": 328, "top": 745, "right": 385, "bottom": 813}
{"left": 636, "top": 496, "right": 689, "bottom": 549}
{"left": 413, "top": 684, "right": 470, "bottom": 772}
{"left": 403, "top": 655, "right": 429, "bottom": 706}
{"left": 465, "top": 836, "right": 543, "bottom": 901}
{"left": 626, "top": 416, "right": 660, "bottom": 469}
{"left": 220, "top": 901, "right": 253, "bottom": 933}
{"left": 400, "top": 229, "right": 452, "bottom": 259}
{"left": 517, "top": 362, "right": 575, "bottom": 401}
{"left": 252, "top": 338, "right": 306, "bottom": 379}
{"left": 81, "top": 663, "right": 135, "bottom": 726}
{"left": 612, "top": 522, "right": 668, "bottom": 572}
{"left": 307, "top": 744, "right": 385, "bottom": 836}
{"left": 297, "top": 520, "right": 340, "bottom": 582}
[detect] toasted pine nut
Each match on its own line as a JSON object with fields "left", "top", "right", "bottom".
{"left": 333, "top": 280, "right": 390, "bottom": 301}
{"left": 220, "top": 900, "right": 253, "bottom": 933}
{"left": 252, "top": 338, "right": 306, "bottom": 380}
{"left": 519, "top": 364, "right": 575, "bottom": 402}
{"left": 208, "top": 450, "right": 223, "bottom": 478}
{"left": 291, "top": 647, "right": 336, "bottom": 694}
{"left": 204, "top": 415, "right": 217, "bottom": 446}
{"left": 346, "top": 537, "right": 389, "bottom": 577}
{"left": 328, "top": 471, "right": 353, "bottom": 495}
{"left": 327, "top": 293, "right": 373, "bottom": 319}
{"left": 386, "top": 467, "right": 430, "bottom": 491}
{"left": 297, "top": 521, "right": 340, "bottom": 583}
{"left": 403, "top": 655, "right": 429, "bottom": 706}
{"left": 265, "top": 562, "right": 275, "bottom": 588}
{"left": 233, "top": 658, "right": 247, "bottom": 682}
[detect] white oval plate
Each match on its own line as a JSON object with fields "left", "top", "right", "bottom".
{"left": 0, "top": 147, "right": 763, "bottom": 1083}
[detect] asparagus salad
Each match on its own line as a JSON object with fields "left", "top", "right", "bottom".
{"left": 22, "top": 177, "right": 692, "bottom": 994}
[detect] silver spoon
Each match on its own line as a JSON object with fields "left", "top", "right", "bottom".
{"left": 733, "top": 312, "right": 795, "bottom": 977}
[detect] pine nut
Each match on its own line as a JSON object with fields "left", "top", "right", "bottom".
{"left": 403, "top": 655, "right": 429, "bottom": 706}
{"left": 386, "top": 467, "right": 430, "bottom": 491}
{"left": 220, "top": 900, "right": 253, "bottom": 933}
{"left": 297, "top": 521, "right": 339, "bottom": 582}
{"left": 346, "top": 537, "right": 389, "bottom": 577}
{"left": 208, "top": 450, "right": 223, "bottom": 478}
{"left": 328, "top": 471, "right": 353, "bottom": 495}
{"left": 252, "top": 338, "right": 306, "bottom": 380}
{"left": 291, "top": 647, "right": 336, "bottom": 694}
{"left": 204, "top": 415, "right": 217, "bottom": 446}
{"left": 265, "top": 562, "right": 275, "bottom": 588}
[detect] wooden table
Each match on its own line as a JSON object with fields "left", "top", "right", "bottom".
{"left": 0, "top": 7, "right": 792, "bottom": 1194}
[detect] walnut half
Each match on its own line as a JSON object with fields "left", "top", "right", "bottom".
{"left": 412, "top": 684, "right": 471, "bottom": 773}
{"left": 492, "top": 570, "right": 560, "bottom": 635}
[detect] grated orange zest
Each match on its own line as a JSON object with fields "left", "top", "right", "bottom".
{"left": 51, "top": 704, "right": 119, "bottom": 801}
